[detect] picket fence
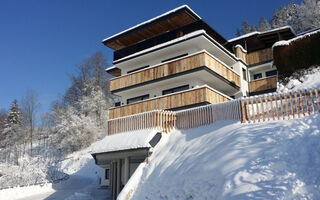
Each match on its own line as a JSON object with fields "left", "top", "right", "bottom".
{"left": 241, "top": 88, "right": 320, "bottom": 123}
{"left": 107, "top": 88, "right": 320, "bottom": 135}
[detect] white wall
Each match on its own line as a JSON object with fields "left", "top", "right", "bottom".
{"left": 232, "top": 62, "right": 249, "bottom": 98}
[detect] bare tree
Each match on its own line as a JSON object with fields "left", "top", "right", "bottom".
{"left": 21, "top": 89, "right": 40, "bottom": 156}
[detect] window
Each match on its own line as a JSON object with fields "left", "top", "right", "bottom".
{"left": 127, "top": 65, "right": 149, "bottom": 74}
{"left": 127, "top": 94, "right": 149, "bottom": 104}
{"left": 266, "top": 70, "right": 277, "bottom": 77}
{"left": 242, "top": 68, "right": 247, "bottom": 81}
{"left": 161, "top": 53, "right": 188, "bottom": 63}
{"left": 114, "top": 102, "right": 121, "bottom": 107}
{"left": 253, "top": 73, "right": 262, "bottom": 80}
{"left": 105, "top": 169, "right": 109, "bottom": 180}
{"left": 162, "top": 85, "right": 189, "bottom": 95}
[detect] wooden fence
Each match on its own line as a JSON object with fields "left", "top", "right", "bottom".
{"left": 241, "top": 88, "right": 320, "bottom": 123}
{"left": 175, "top": 100, "right": 241, "bottom": 129}
{"left": 107, "top": 110, "right": 176, "bottom": 135}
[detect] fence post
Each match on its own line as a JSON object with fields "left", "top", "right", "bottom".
{"left": 315, "top": 88, "right": 320, "bottom": 111}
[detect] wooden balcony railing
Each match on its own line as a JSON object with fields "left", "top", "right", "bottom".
{"left": 110, "top": 51, "right": 240, "bottom": 92}
{"left": 247, "top": 48, "right": 273, "bottom": 65}
{"left": 106, "top": 87, "right": 319, "bottom": 135}
{"left": 249, "top": 76, "right": 277, "bottom": 93}
{"left": 109, "top": 86, "right": 231, "bottom": 119}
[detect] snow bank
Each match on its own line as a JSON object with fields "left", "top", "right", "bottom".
{"left": 0, "top": 183, "right": 54, "bottom": 200}
{"left": 131, "top": 114, "right": 320, "bottom": 200}
{"left": 91, "top": 129, "right": 158, "bottom": 154}
{"left": 278, "top": 66, "right": 320, "bottom": 92}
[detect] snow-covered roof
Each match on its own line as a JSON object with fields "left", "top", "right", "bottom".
{"left": 228, "top": 26, "right": 295, "bottom": 43}
{"left": 273, "top": 28, "right": 320, "bottom": 48}
{"left": 90, "top": 129, "right": 159, "bottom": 154}
{"left": 102, "top": 5, "right": 201, "bottom": 43}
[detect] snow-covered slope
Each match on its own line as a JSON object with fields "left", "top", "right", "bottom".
{"left": 278, "top": 66, "right": 320, "bottom": 92}
{"left": 131, "top": 114, "right": 320, "bottom": 199}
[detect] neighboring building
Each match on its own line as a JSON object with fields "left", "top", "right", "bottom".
{"left": 91, "top": 5, "right": 296, "bottom": 199}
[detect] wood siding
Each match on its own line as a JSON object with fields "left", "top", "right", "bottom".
{"left": 249, "top": 76, "right": 277, "bottom": 93}
{"left": 235, "top": 46, "right": 247, "bottom": 63}
{"left": 109, "top": 86, "right": 230, "bottom": 119}
{"left": 110, "top": 51, "right": 240, "bottom": 92}
{"left": 247, "top": 48, "right": 273, "bottom": 65}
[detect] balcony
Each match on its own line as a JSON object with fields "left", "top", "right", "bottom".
{"left": 109, "top": 86, "right": 231, "bottom": 119}
{"left": 247, "top": 48, "right": 273, "bottom": 66}
{"left": 249, "top": 76, "right": 277, "bottom": 95}
{"left": 110, "top": 51, "right": 240, "bottom": 93}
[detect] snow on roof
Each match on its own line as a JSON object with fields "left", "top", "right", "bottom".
{"left": 105, "top": 65, "right": 117, "bottom": 71}
{"left": 91, "top": 129, "right": 159, "bottom": 154}
{"left": 102, "top": 5, "right": 201, "bottom": 43}
{"left": 228, "top": 26, "right": 295, "bottom": 43}
{"left": 273, "top": 28, "right": 320, "bottom": 48}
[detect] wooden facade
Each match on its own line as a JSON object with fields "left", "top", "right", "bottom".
{"left": 249, "top": 76, "right": 277, "bottom": 93}
{"left": 109, "top": 86, "right": 231, "bottom": 119}
{"left": 235, "top": 45, "right": 247, "bottom": 63}
{"left": 110, "top": 51, "right": 240, "bottom": 92}
{"left": 247, "top": 48, "right": 273, "bottom": 65}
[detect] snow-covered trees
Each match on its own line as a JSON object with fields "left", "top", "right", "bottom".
{"left": 1, "top": 100, "right": 25, "bottom": 164}
{"left": 53, "top": 52, "right": 113, "bottom": 154}
{"left": 237, "top": 0, "right": 320, "bottom": 35}
{"left": 259, "top": 17, "right": 271, "bottom": 31}
{"left": 21, "top": 89, "right": 40, "bottom": 156}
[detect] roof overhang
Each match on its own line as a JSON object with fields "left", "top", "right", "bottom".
{"left": 102, "top": 5, "right": 202, "bottom": 50}
{"left": 225, "top": 26, "right": 296, "bottom": 52}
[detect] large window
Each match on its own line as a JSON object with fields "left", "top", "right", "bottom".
{"left": 161, "top": 53, "right": 188, "bottom": 63}
{"left": 162, "top": 85, "right": 189, "bottom": 95}
{"left": 253, "top": 73, "right": 262, "bottom": 80}
{"left": 127, "top": 65, "right": 149, "bottom": 74}
{"left": 127, "top": 94, "right": 149, "bottom": 104}
{"left": 266, "top": 70, "right": 277, "bottom": 77}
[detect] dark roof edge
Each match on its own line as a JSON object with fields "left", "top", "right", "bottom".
{"left": 102, "top": 5, "right": 201, "bottom": 46}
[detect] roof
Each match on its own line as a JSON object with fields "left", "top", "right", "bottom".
{"left": 91, "top": 129, "right": 159, "bottom": 155}
{"left": 227, "top": 26, "right": 296, "bottom": 43}
{"left": 102, "top": 5, "right": 202, "bottom": 50}
{"left": 225, "top": 26, "right": 296, "bottom": 53}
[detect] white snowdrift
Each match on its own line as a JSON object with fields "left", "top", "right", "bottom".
{"left": 278, "top": 66, "right": 320, "bottom": 92}
{"left": 91, "top": 129, "right": 158, "bottom": 154}
{"left": 131, "top": 114, "right": 320, "bottom": 200}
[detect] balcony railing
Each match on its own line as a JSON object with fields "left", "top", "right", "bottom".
{"left": 109, "top": 86, "right": 231, "bottom": 119}
{"left": 249, "top": 76, "right": 277, "bottom": 93}
{"left": 247, "top": 48, "right": 273, "bottom": 65}
{"left": 110, "top": 51, "right": 240, "bottom": 92}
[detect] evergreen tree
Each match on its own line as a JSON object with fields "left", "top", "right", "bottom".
{"left": 2, "top": 100, "right": 24, "bottom": 164}
{"left": 241, "top": 21, "right": 251, "bottom": 35}
{"left": 251, "top": 24, "right": 258, "bottom": 32}
{"left": 259, "top": 17, "right": 271, "bottom": 31}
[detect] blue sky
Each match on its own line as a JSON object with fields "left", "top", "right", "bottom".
{"left": 0, "top": 0, "right": 302, "bottom": 113}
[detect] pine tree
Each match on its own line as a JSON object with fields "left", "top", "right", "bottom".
{"left": 241, "top": 21, "right": 251, "bottom": 35}
{"left": 259, "top": 17, "right": 271, "bottom": 31}
{"left": 2, "top": 100, "right": 24, "bottom": 164}
{"left": 251, "top": 24, "right": 258, "bottom": 32}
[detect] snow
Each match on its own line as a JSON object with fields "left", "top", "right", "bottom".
{"left": 273, "top": 28, "right": 320, "bottom": 48}
{"left": 278, "top": 66, "right": 320, "bottom": 92}
{"left": 0, "top": 146, "right": 111, "bottom": 200}
{"left": 228, "top": 25, "right": 295, "bottom": 43}
{"left": 235, "top": 44, "right": 247, "bottom": 52}
{"left": 130, "top": 114, "right": 320, "bottom": 200}
{"left": 91, "top": 129, "right": 158, "bottom": 154}
{"left": 102, "top": 5, "right": 201, "bottom": 43}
